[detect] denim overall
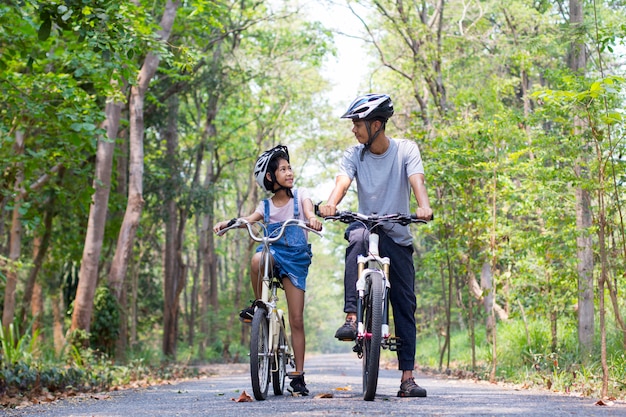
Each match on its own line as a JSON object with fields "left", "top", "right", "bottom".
{"left": 255, "top": 190, "right": 313, "bottom": 291}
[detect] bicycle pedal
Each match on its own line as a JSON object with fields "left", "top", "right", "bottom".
{"left": 386, "top": 337, "right": 402, "bottom": 351}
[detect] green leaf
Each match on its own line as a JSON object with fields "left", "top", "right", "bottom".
{"left": 38, "top": 17, "right": 51, "bottom": 41}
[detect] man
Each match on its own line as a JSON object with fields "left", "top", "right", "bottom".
{"left": 319, "top": 93, "right": 433, "bottom": 398}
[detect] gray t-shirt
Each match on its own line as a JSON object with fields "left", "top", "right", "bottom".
{"left": 338, "top": 138, "right": 424, "bottom": 246}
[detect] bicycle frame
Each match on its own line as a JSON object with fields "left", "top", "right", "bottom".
{"left": 218, "top": 217, "right": 321, "bottom": 400}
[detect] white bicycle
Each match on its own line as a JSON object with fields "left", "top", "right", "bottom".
{"left": 217, "top": 218, "right": 321, "bottom": 400}
{"left": 322, "top": 211, "right": 429, "bottom": 401}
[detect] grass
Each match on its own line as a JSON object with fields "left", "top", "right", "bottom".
{"left": 414, "top": 318, "right": 626, "bottom": 399}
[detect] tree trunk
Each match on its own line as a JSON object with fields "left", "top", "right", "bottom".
{"left": 163, "top": 95, "right": 187, "bottom": 359}
{"left": 481, "top": 261, "right": 495, "bottom": 338}
{"left": 31, "top": 281, "right": 43, "bottom": 344}
{"left": 2, "top": 130, "right": 24, "bottom": 328}
{"left": 19, "top": 202, "right": 53, "bottom": 332}
{"left": 568, "top": 0, "right": 594, "bottom": 360}
{"left": 70, "top": 94, "right": 123, "bottom": 335}
{"left": 51, "top": 292, "right": 66, "bottom": 355}
{"left": 199, "top": 93, "right": 220, "bottom": 350}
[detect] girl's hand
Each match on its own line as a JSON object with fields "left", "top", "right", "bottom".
{"left": 307, "top": 217, "right": 323, "bottom": 231}
{"left": 213, "top": 221, "right": 228, "bottom": 234}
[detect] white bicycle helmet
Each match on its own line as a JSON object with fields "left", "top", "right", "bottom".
{"left": 253, "top": 144, "right": 290, "bottom": 191}
{"left": 341, "top": 93, "right": 394, "bottom": 121}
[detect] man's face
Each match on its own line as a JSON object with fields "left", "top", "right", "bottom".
{"left": 351, "top": 120, "right": 369, "bottom": 144}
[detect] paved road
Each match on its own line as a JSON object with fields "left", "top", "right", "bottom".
{"left": 4, "top": 353, "right": 626, "bottom": 416}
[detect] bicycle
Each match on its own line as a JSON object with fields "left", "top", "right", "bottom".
{"left": 321, "top": 211, "right": 429, "bottom": 401}
{"left": 217, "top": 217, "right": 321, "bottom": 400}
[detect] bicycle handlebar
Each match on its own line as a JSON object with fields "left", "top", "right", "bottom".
{"left": 320, "top": 210, "right": 432, "bottom": 227}
{"left": 216, "top": 217, "right": 322, "bottom": 242}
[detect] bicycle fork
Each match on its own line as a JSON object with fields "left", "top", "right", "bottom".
{"left": 354, "top": 260, "right": 403, "bottom": 355}
{"left": 354, "top": 261, "right": 392, "bottom": 353}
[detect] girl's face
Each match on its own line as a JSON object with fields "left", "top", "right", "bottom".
{"left": 270, "top": 158, "right": 294, "bottom": 190}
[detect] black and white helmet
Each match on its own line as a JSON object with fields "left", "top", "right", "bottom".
{"left": 253, "top": 145, "right": 289, "bottom": 191}
{"left": 341, "top": 93, "right": 394, "bottom": 121}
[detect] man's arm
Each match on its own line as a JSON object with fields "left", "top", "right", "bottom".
{"left": 319, "top": 175, "right": 352, "bottom": 216}
{"left": 409, "top": 173, "right": 433, "bottom": 220}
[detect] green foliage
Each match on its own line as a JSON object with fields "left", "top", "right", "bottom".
{"left": 89, "top": 285, "right": 120, "bottom": 357}
{"left": 0, "top": 323, "right": 38, "bottom": 367}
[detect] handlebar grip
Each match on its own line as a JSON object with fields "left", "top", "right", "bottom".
{"left": 314, "top": 203, "right": 321, "bottom": 217}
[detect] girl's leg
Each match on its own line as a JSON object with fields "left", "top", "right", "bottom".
{"left": 250, "top": 252, "right": 274, "bottom": 299}
{"left": 283, "top": 278, "right": 306, "bottom": 372}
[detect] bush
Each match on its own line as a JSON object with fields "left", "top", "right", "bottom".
{"left": 90, "top": 285, "right": 120, "bottom": 356}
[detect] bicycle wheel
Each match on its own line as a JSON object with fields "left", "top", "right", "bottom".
{"left": 250, "top": 308, "right": 270, "bottom": 400}
{"left": 363, "top": 273, "right": 383, "bottom": 401}
{"left": 272, "top": 317, "right": 287, "bottom": 395}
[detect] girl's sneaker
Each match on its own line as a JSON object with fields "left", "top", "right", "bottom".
{"left": 239, "top": 302, "right": 255, "bottom": 323}
{"left": 288, "top": 374, "right": 309, "bottom": 396}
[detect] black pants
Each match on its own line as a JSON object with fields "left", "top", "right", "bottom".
{"left": 343, "top": 223, "right": 417, "bottom": 371}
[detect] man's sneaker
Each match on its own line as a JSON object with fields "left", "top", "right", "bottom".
{"left": 289, "top": 374, "right": 309, "bottom": 396}
{"left": 397, "top": 377, "right": 427, "bottom": 397}
{"left": 239, "top": 303, "right": 255, "bottom": 323}
{"left": 334, "top": 319, "right": 357, "bottom": 341}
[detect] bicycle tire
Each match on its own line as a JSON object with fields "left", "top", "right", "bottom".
{"left": 250, "top": 308, "right": 270, "bottom": 400}
{"left": 272, "top": 317, "right": 287, "bottom": 395}
{"left": 363, "top": 273, "right": 383, "bottom": 401}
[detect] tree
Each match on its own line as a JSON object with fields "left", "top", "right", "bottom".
{"left": 568, "top": 0, "right": 594, "bottom": 360}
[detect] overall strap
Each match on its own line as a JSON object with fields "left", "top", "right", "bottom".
{"left": 263, "top": 199, "right": 270, "bottom": 223}
{"left": 292, "top": 189, "right": 299, "bottom": 218}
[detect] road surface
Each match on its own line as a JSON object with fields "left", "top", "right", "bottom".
{"left": 4, "top": 353, "right": 625, "bottom": 416}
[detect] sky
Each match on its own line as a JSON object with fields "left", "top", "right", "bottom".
{"left": 301, "top": 0, "right": 371, "bottom": 116}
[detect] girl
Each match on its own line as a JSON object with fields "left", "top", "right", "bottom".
{"left": 214, "top": 145, "right": 322, "bottom": 395}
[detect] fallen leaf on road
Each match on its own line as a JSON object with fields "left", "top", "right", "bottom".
{"left": 232, "top": 391, "right": 254, "bottom": 402}
{"left": 335, "top": 386, "right": 352, "bottom": 391}
{"left": 314, "top": 393, "right": 333, "bottom": 398}
{"left": 594, "top": 399, "right": 614, "bottom": 406}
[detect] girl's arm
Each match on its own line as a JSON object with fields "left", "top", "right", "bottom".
{"left": 213, "top": 211, "right": 263, "bottom": 234}
{"left": 302, "top": 198, "right": 323, "bottom": 231}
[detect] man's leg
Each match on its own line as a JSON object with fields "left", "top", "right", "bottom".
{"left": 382, "top": 238, "right": 416, "bottom": 371}
{"left": 381, "top": 234, "right": 427, "bottom": 397}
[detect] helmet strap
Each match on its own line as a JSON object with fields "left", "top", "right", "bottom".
{"left": 360, "top": 120, "right": 385, "bottom": 161}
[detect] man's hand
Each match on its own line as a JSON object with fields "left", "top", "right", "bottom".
{"left": 416, "top": 207, "right": 433, "bottom": 221}
{"left": 318, "top": 203, "right": 337, "bottom": 217}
